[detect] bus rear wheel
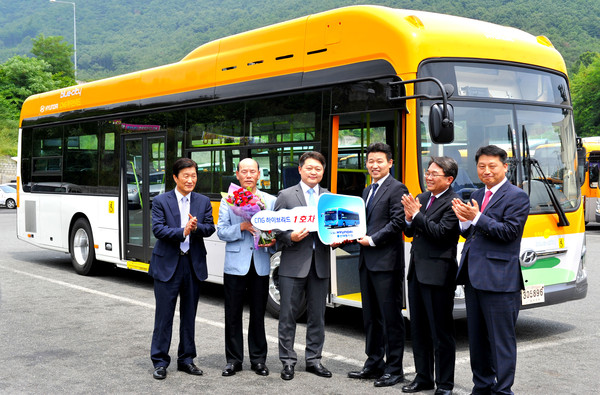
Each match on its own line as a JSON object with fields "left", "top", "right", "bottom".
{"left": 69, "top": 218, "right": 98, "bottom": 275}
{"left": 266, "top": 252, "right": 307, "bottom": 319}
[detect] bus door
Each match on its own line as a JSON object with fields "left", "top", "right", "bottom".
{"left": 122, "top": 133, "right": 166, "bottom": 264}
{"left": 329, "top": 110, "right": 401, "bottom": 307}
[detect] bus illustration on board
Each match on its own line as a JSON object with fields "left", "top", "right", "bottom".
{"left": 323, "top": 208, "right": 360, "bottom": 228}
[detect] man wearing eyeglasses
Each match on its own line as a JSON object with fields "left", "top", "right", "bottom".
{"left": 401, "top": 156, "right": 460, "bottom": 395}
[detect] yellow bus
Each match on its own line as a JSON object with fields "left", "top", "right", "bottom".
{"left": 17, "top": 5, "right": 587, "bottom": 316}
{"left": 597, "top": 181, "right": 600, "bottom": 223}
{"left": 579, "top": 137, "right": 600, "bottom": 223}
{"left": 526, "top": 137, "right": 599, "bottom": 223}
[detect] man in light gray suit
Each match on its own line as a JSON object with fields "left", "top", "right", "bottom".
{"left": 217, "top": 158, "right": 277, "bottom": 377}
{"left": 275, "top": 151, "right": 332, "bottom": 381}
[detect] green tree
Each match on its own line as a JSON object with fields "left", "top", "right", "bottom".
{"left": 31, "top": 34, "right": 75, "bottom": 85}
{"left": 0, "top": 117, "right": 18, "bottom": 156}
{"left": 0, "top": 55, "right": 59, "bottom": 113}
{"left": 0, "top": 95, "right": 19, "bottom": 156}
{"left": 572, "top": 54, "right": 600, "bottom": 137}
{"left": 0, "top": 95, "right": 19, "bottom": 120}
{"left": 573, "top": 51, "right": 600, "bottom": 72}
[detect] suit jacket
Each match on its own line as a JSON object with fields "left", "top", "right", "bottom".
{"left": 274, "top": 183, "right": 331, "bottom": 279}
{"left": 404, "top": 188, "right": 460, "bottom": 287}
{"left": 359, "top": 175, "right": 408, "bottom": 272}
{"left": 456, "top": 180, "right": 530, "bottom": 292}
{"left": 217, "top": 190, "right": 277, "bottom": 276}
{"left": 149, "top": 189, "right": 215, "bottom": 282}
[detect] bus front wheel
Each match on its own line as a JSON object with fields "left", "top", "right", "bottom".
{"left": 266, "top": 252, "right": 307, "bottom": 319}
{"left": 69, "top": 218, "right": 98, "bottom": 275}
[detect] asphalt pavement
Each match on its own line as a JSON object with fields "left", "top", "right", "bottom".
{"left": 0, "top": 209, "right": 598, "bottom": 394}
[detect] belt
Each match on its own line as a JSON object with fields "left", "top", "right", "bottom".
{"left": 179, "top": 250, "right": 189, "bottom": 256}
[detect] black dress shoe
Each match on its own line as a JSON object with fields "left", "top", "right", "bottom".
{"left": 348, "top": 367, "right": 384, "bottom": 379}
{"left": 153, "top": 366, "right": 167, "bottom": 380}
{"left": 306, "top": 363, "right": 332, "bottom": 378}
{"left": 222, "top": 362, "right": 243, "bottom": 376}
{"left": 177, "top": 363, "right": 203, "bottom": 376}
{"left": 402, "top": 380, "right": 435, "bottom": 393}
{"left": 434, "top": 389, "right": 452, "bottom": 395}
{"left": 374, "top": 373, "right": 405, "bottom": 387}
{"left": 281, "top": 364, "right": 294, "bottom": 380}
{"left": 251, "top": 363, "right": 269, "bottom": 376}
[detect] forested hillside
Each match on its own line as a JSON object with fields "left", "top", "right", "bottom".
{"left": 1, "top": 0, "right": 599, "bottom": 82}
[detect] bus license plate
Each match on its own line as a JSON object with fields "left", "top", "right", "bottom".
{"left": 522, "top": 284, "right": 545, "bottom": 306}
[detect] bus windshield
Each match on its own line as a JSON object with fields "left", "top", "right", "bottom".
{"left": 419, "top": 62, "right": 579, "bottom": 214}
{"left": 324, "top": 210, "right": 337, "bottom": 222}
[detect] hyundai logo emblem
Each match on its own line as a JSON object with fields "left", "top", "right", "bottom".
{"left": 520, "top": 250, "right": 537, "bottom": 267}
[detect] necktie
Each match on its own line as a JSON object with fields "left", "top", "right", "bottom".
{"left": 480, "top": 190, "right": 493, "bottom": 212}
{"left": 307, "top": 188, "right": 316, "bottom": 249}
{"left": 426, "top": 195, "right": 436, "bottom": 211}
{"left": 366, "top": 183, "right": 379, "bottom": 213}
{"left": 180, "top": 196, "right": 190, "bottom": 253}
{"left": 307, "top": 187, "right": 316, "bottom": 207}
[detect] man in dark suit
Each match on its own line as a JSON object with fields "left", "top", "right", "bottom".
{"left": 275, "top": 151, "right": 332, "bottom": 381}
{"left": 149, "top": 158, "right": 215, "bottom": 380}
{"left": 217, "top": 158, "right": 276, "bottom": 377}
{"left": 348, "top": 142, "right": 408, "bottom": 388}
{"left": 452, "top": 145, "right": 529, "bottom": 395}
{"left": 401, "top": 156, "right": 460, "bottom": 395}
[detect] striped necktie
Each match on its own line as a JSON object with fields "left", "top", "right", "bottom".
{"left": 426, "top": 195, "right": 436, "bottom": 211}
{"left": 366, "top": 183, "right": 379, "bottom": 213}
{"left": 180, "top": 196, "right": 190, "bottom": 253}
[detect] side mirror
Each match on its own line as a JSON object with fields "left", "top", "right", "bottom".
{"left": 576, "top": 138, "right": 586, "bottom": 187}
{"left": 429, "top": 103, "right": 454, "bottom": 144}
{"left": 388, "top": 78, "right": 455, "bottom": 143}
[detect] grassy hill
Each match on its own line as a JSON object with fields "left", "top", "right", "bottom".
{"left": 1, "top": 0, "right": 599, "bottom": 81}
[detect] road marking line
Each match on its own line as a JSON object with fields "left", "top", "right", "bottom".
{"left": 6, "top": 265, "right": 590, "bottom": 371}
{"left": 1, "top": 265, "right": 366, "bottom": 367}
{"left": 450, "top": 334, "right": 596, "bottom": 367}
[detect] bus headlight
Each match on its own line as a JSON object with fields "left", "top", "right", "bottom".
{"left": 576, "top": 238, "right": 587, "bottom": 284}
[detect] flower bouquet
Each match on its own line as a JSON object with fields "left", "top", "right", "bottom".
{"left": 221, "top": 183, "right": 265, "bottom": 220}
{"left": 221, "top": 183, "right": 274, "bottom": 248}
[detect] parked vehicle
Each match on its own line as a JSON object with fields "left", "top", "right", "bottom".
{"left": 0, "top": 185, "right": 17, "bottom": 209}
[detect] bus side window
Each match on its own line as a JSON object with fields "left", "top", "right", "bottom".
{"left": 337, "top": 172, "right": 365, "bottom": 196}
{"left": 191, "top": 149, "right": 238, "bottom": 195}
{"left": 282, "top": 165, "right": 301, "bottom": 189}
{"left": 443, "top": 146, "right": 476, "bottom": 200}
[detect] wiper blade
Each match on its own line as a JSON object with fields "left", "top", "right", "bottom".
{"left": 530, "top": 176, "right": 563, "bottom": 184}
{"left": 528, "top": 158, "right": 569, "bottom": 226}
{"left": 507, "top": 125, "right": 519, "bottom": 185}
{"left": 523, "top": 126, "right": 569, "bottom": 226}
